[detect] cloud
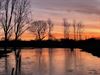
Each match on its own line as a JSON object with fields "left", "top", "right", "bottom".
{"left": 31, "top": 0, "right": 100, "bottom": 15}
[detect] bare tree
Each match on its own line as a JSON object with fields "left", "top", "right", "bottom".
{"left": 29, "top": 20, "right": 47, "bottom": 40}
{"left": 0, "top": 0, "right": 16, "bottom": 41}
{"left": 0, "top": 1, "right": 1, "bottom": 9}
{"left": 72, "top": 20, "right": 84, "bottom": 40}
{"left": 0, "top": 0, "right": 4, "bottom": 29}
{"left": 72, "top": 20, "right": 77, "bottom": 40}
{"left": 0, "top": 0, "right": 3, "bottom": 10}
{"left": 47, "top": 19, "right": 54, "bottom": 40}
{"left": 77, "top": 22, "right": 84, "bottom": 40}
{"left": 63, "top": 18, "right": 70, "bottom": 39}
{"left": 13, "top": 0, "right": 31, "bottom": 40}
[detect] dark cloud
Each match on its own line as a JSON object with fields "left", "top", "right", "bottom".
{"left": 31, "top": 0, "right": 100, "bottom": 15}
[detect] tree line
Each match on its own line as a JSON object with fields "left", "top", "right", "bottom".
{"left": 0, "top": 0, "right": 84, "bottom": 41}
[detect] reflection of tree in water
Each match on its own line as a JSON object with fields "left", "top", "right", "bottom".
{"left": 64, "top": 48, "right": 83, "bottom": 75}
{"left": 73, "top": 49, "right": 84, "bottom": 75}
{"left": 65, "top": 49, "right": 81, "bottom": 75}
{"left": 64, "top": 48, "right": 73, "bottom": 74}
{"left": 76, "top": 49, "right": 85, "bottom": 75}
{"left": 49, "top": 48, "right": 66, "bottom": 75}
{"left": 5, "top": 55, "right": 8, "bottom": 75}
{"left": 4, "top": 48, "right": 12, "bottom": 75}
{"left": 34, "top": 48, "right": 54, "bottom": 75}
{"left": 2, "top": 48, "right": 88, "bottom": 75}
{"left": 11, "top": 48, "right": 22, "bottom": 75}
{"left": 33, "top": 48, "right": 48, "bottom": 75}
{"left": 73, "top": 49, "right": 80, "bottom": 75}
{"left": 48, "top": 48, "right": 53, "bottom": 75}
{"left": 2, "top": 47, "right": 21, "bottom": 75}
{"left": 15, "top": 48, "right": 21, "bottom": 75}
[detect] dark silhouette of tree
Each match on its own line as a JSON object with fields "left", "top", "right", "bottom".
{"left": 47, "top": 19, "right": 54, "bottom": 40}
{"left": 0, "top": 1, "right": 1, "bottom": 9}
{"left": 77, "top": 22, "right": 84, "bottom": 40}
{"left": 29, "top": 20, "right": 47, "bottom": 40}
{"left": 63, "top": 18, "right": 70, "bottom": 39}
{"left": 0, "top": 0, "right": 4, "bottom": 29}
{"left": 0, "top": 0, "right": 3, "bottom": 10}
{"left": 0, "top": 0, "right": 17, "bottom": 41}
{"left": 72, "top": 20, "right": 84, "bottom": 40}
{"left": 13, "top": 0, "right": 31, "bottom": 40}
{"left": 73, "top": 20, "right": 77, "bottom": 40}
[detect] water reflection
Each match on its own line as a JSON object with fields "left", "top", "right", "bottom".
{"left": 0, "top": 48, "right": 100, "bottom": 75}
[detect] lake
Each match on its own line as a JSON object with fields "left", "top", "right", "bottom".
{"left": 0, "top": 48, "right": 100, "bottom": 75}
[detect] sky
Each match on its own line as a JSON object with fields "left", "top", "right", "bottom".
{"left": 22, "top": 0, "right": 100, "bottom": 40}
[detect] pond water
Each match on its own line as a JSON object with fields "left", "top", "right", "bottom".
{"left": 0, "top": 48, "right": 100, "bottom": 75}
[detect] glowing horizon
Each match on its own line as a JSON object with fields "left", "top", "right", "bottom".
{"left": 22, "top": 0, "right": 100, "bottom": 40}
{"left": 1, "top": 0, "right": 100, "bottom": 40}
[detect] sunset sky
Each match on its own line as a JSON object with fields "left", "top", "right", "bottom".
{"left": 22, "top": 0, "right": 100, "bottom": 40}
